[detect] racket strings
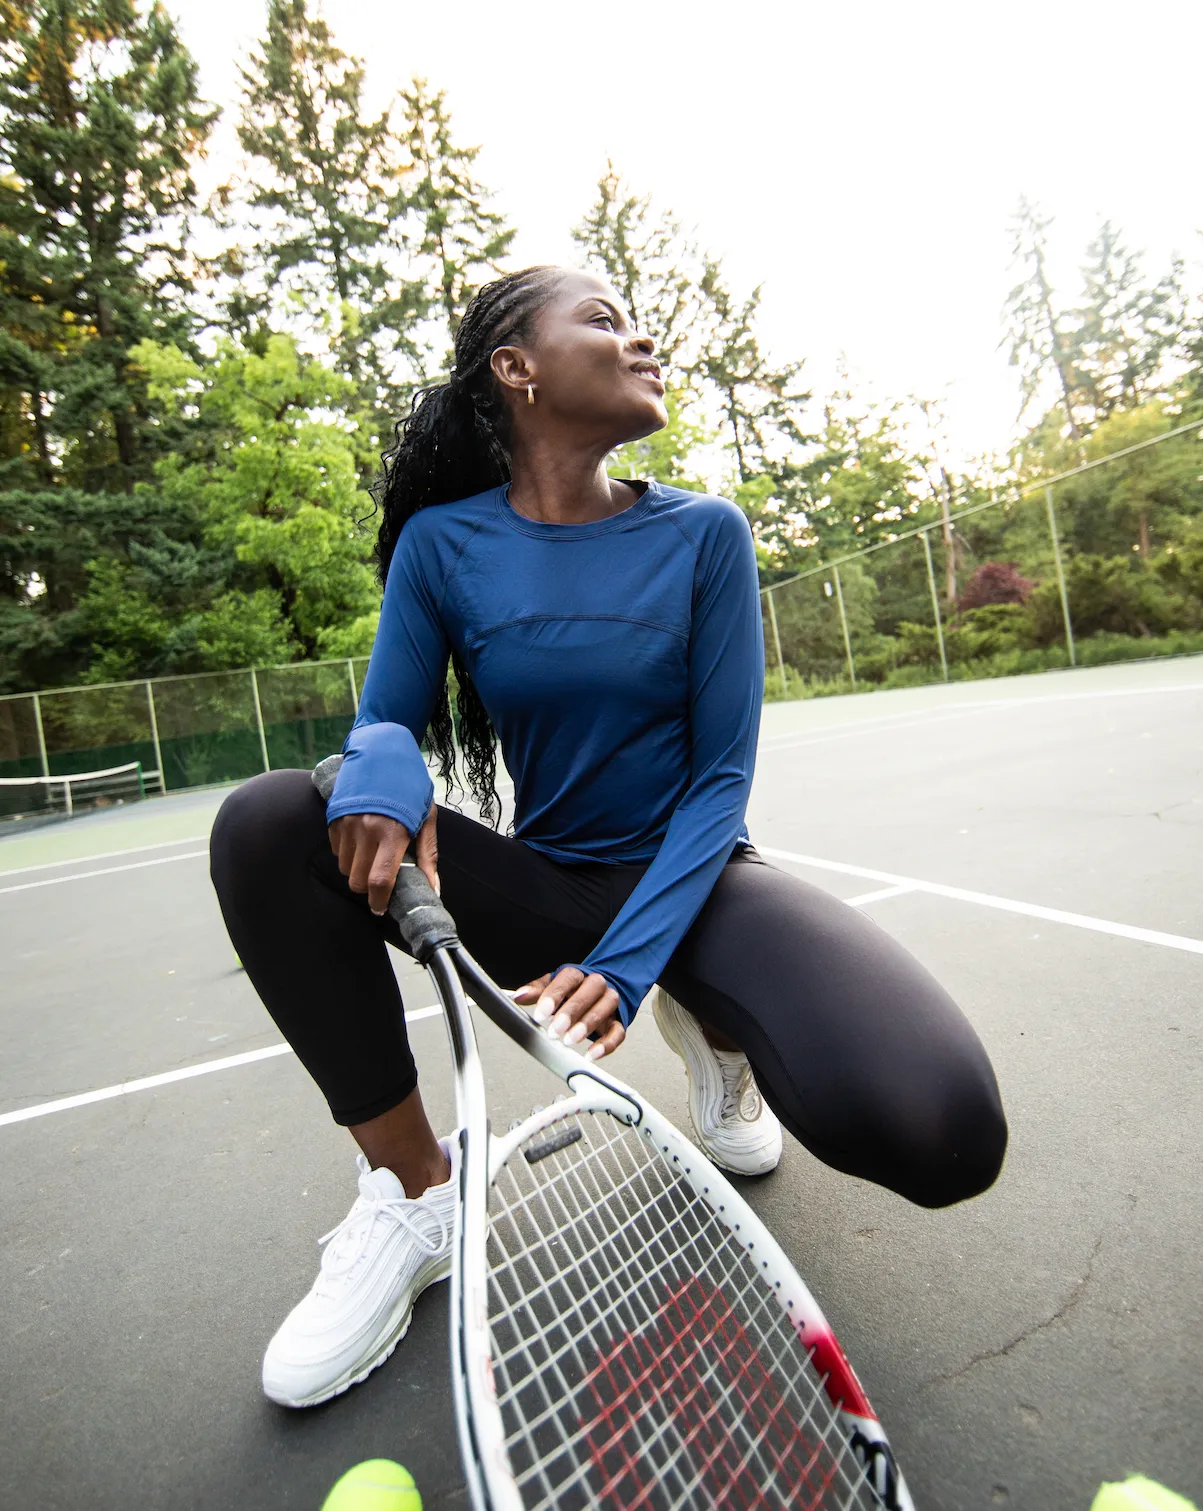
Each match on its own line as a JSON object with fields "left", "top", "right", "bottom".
{"left": 489, "top": 1120, "right": 858, "bottom": 1511}
{"left": 485, "top": 1111, "right": 882, "bottom": 1511}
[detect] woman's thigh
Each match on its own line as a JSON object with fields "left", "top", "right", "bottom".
{"left": 435, "top": 808, "right": 637, "bottom": 988}
{"left": 659, "top": 852, "right": 1007, "bottom": 1208}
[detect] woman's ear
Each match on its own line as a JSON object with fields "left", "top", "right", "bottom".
{"left": 491, "top": 344, "right": 535, "bottom": 398}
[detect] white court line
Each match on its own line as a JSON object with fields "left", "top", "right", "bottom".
{"left": 844, "top": 883, "right": 916, "bottom": 907}
{"left": 0, "top": 1005, "right": 444, "bottom": 1129}
{"left": 758, "top": 680, "right": 1203, "bottom": 755}
{"left": 761, "top": 846, "right": 1203, "bottom": 957}
{"left": 0, "top": 849, "right": 208, "bottom": 895}
{"left": 6, "top": 679, "right": 1198, "bottom": 886}
{"left": 0, "top": 835, "right": 209, "bottom": 880}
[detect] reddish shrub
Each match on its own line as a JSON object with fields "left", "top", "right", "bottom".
{"left": 958, "top": 562, "right": 1035, "bottom": 613}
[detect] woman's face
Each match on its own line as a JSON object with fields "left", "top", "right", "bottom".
{"left": 494, "top": 270, "right": 669, "bottom": 449}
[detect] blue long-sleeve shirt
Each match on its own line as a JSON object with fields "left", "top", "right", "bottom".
{"left": 326, "top": 480, "right": 764, "bottom": 1024}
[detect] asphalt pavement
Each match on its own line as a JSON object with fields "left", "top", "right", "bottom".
{"left": 2, "top": 655, "right": 1200, "bottom": 1511}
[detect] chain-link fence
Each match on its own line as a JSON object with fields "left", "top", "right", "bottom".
{"left": 0, "top": 659, "right": 371, "bottom": 790}
{"left": 3, "top": 423, "right": 1201, "bottom": 791}
{"left": 760, "top": 419, "right": 1203, "bottom": 699}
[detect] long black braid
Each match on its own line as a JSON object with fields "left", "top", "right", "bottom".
{"left": 372, "top": 266, "right": 565, "bottom": 828}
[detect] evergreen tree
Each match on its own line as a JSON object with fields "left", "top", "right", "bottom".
{"left": 572, "top": 164, "right": 701, "bottom": 368}
{"left": 1002, "top": 198, "right": 1084, "bottom": 438}
{"left": 694, "top": 264, "right": 809, "bottom": 483}
{"left": 0, "top": 0, "right": 216, "bottom": 690}
{"left": 231, "top": 0, "right": 424, "bottom": 417}
{"left": 0, "top": 0, "right": 216, "bottom": 495}
{"left": 399, "top": 78, "right": 513, "bottom": 348}
{"left": 1073, "top": 223, "right": 1183, "bottom": 420}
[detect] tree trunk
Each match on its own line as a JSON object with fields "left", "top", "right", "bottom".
{"left": 1138, "top": 508, "right": 1150, "bottom": 559}
{"left": 94, "top": 294, "right": 137, "bottom": 491}
{"left": 31, "top": 393, "right": 55, "bottom": 485}
{"left": 940, "top": 469, "right": 957, "bottom": 606}
{"left": 1034, "top": 244, "right": 1081, "bottom": 440}
{"left": 727, "top": 390, "right": 748, "bottom": 482}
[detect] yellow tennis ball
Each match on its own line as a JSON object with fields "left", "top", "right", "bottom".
{"left": 321, "top": 1459, "right": 422, "bottom": 1511}
{"left": 1091, "top": 1476, "right": 1198, "bottom": 1511}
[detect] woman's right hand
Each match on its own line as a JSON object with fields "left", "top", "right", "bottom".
{"left": 329, "top": 807, "right": 440, "bottom": 916}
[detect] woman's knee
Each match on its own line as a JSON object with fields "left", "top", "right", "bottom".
{"left": 209, "top": 768, "right": 323, "bottom": 896}
{"left": 885, "top": 1071, "right": 1008, "bottom": 1209}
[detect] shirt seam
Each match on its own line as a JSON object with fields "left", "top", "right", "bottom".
{"left": 433, "top": 510, "right": 493, "bottom": 617}
{"left": 467, "top": 612, "right": 689, "bottom": 647}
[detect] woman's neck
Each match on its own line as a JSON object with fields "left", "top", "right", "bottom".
{"left": 507, "top": 435, "right": 638, "bottom": 525}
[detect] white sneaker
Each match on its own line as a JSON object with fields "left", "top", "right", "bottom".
{"left": 653, "top": 990, "right": 783, "bottom": 1176}
{"left": 262, "top": 1141, "right": 459, "bottom": 1407}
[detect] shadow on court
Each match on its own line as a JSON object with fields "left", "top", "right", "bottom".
{"left": 1, "top": 656, "right": 1200, "bottom": 1511}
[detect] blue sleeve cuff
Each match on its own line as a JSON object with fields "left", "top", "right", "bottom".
{"left": 324, "top": 721, "right": 434, "bottom": 835}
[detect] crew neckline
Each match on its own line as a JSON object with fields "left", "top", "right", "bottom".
{"left": 497, "top": 479, "right": 658, "bottom": 539}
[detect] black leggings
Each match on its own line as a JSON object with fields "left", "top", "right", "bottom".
{"left": 210, "top": 770, "right": 1006, "bottom": 1209}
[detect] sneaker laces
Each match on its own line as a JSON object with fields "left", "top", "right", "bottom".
{"left": 716, "top": 1053, "right": 763, "bottom": 1124}
{"left": 315, "top": 1190, "right": 449, "bottom": 1293}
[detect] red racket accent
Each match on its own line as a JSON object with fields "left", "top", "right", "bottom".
{"left": 579, "top": 1275, "right": 846, "bottom": 1510}
{"left": 798, "top": 1323, "right": 875, "bottom": 1420}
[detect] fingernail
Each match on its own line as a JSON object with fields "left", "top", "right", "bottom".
{"left": 533, "top": 995, "right": 554, "bottom": 1023}
{"left": 587, "top": 1044, "right": 606, "bottom": 1060}
{"left": 566, "top": 1023, "right": 587, "bottom": 1045}
{"left": 434, "top": 876, "right": 441, "bottom": 896}
{"left": 547, "top": 1013, "right": 570, "bottom": 1040}
{"left": 371, "top": 908, "right": 385, "bottom": 917}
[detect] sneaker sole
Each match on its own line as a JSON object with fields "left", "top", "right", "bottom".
{"left": 264, "top": 1250, "right": 452, "bottom": 1409}
{"left": 653, "top": 991, "right": 782, "bottom": 1178}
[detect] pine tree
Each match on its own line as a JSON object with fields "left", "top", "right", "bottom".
{"left": 694, "top": 264, "right": 809, "bottom": 483}
{"left": 0, "top": 0, "right": 216, "bottom": 495}
{"left": 572, "top": 164, "right": 701, "bottom": 368}
{"left": 399, "top": 79, "right": 513, "bottom": 348}
{"left": 1002, "top": 198, "right": 1084, "bottom": 438}
{"left": 231, "top": 0, "right": 424, "bottom": 410}
{"left": 0, "top": 0, "right": 216, "bottom": 690}
{"left": 1073, "top": 222, "right": 1183, "bottom": 420}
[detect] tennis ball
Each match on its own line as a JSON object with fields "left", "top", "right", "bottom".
{"left": 321, "top": 1459, "right": 422, "bottom": 1511}
{"left": 1091, "top": 1476, "right": 1198, "bottom": 1511}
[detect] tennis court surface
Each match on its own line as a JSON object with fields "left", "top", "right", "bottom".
{"left": 3, "top": 656, "right": 1200, "bottom": 1511}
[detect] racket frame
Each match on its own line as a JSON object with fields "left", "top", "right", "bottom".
{"left": 438, "top": 942, "right": 915, "bottom": 1511}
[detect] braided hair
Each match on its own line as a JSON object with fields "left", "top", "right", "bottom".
{"left": 372, "top": 266, "right": 566, "bottom": 828}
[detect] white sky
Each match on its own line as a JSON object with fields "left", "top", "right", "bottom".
{"left": 170, "top": 0, "right": 1203, "bottom": 464}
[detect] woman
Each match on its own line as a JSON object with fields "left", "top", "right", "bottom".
{"left": 210, "top": 265, "right": 1007, "bottom": 1410}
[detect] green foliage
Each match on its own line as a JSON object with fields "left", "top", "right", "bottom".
{"left": 132, "top": 333, "right": 377, "bottom": 659}
{"left": 572, "top": 163, "right": 702, "bottom": 368}
{"left": 609, "top": 389, "right": 711, "bottom": 493}
{"left": 1, "top": 8, "right": 1202, "bottom": 704}
{"left": 399, "top": 79, "right": 514, "bottom": 342}
{"left": 0, "top": 0, "right": 217, "bottom": 492}
{"left": 229, "top": 0, "right": 421, "bottom": 407}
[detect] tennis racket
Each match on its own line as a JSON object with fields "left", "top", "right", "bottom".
{"left": 314, "top": 756, "right": 914, "bottom": 1511}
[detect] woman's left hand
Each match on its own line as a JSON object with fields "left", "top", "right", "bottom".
{"left": 514, "top": 968, "right": 625, "bottom": 1060}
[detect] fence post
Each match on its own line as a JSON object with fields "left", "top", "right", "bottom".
{"left": 920, "top": 531, "right": 950, "bottom": 682}
{"left": 765, "top": 588, "right": 787, "bottom": 696}
{"left": 249, "top": 668, "right": 271, "bottom": 772}
{"left": 144, "top": 680, "right": 165, "bottom": 793}
{"left": 1043, "top": 485, "right": 1077, "bottom": 667}
{"left": 346, "top": 658, "right": 359, "bottom": 714}
{"left": 832, "top": 568, "right": 857, "bottom": 688}
{"left": 31, "top": 692, "right": 49, "bottom": 778}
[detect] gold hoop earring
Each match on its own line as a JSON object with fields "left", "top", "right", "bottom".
{"left": 527, "top": 383, "right": 536, "bottom": 406}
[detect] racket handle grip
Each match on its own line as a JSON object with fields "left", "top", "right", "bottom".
{"left": 311, "top": 754, "right": 459, "bottom": 962}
